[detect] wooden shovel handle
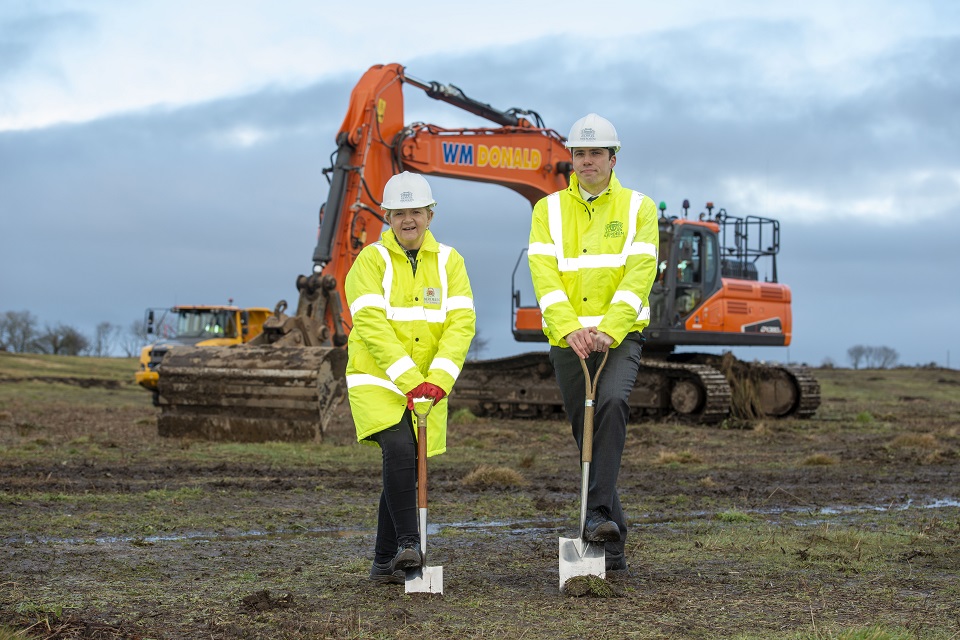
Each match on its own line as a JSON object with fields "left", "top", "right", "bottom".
{"left": 579, "top": 351, "right": 609, "bottom": 464}
{"left": 414, "top": 404, "right": 433, "bottom": 509}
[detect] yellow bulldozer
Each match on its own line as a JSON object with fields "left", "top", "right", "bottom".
{"left": 135, "top": 305, "right": 271, "bottom": 404}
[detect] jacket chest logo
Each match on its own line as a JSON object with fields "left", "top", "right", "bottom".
{"left": 424, "top": 287, "right": 441, "bottom": 305}
{"left": 604, "top": 221, "right": 624, "bottom": 238}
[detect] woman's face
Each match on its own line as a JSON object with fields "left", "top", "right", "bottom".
{"left": 388, "top": 207, "right": 433, "bottom": 250}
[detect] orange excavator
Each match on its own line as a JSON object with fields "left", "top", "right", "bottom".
{"left": 156, "top": 63, "right": 818, "bottom": 441}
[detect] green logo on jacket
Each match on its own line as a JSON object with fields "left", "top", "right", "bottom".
{"left": 604, "top": 221, "right": 624, "bottom": 238}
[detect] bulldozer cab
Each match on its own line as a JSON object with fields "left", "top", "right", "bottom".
{"left": 173, "top": 308, "right": 237, "bottom": 340}
{"left": 144, "top": 307, "right": 240, "bottom": 341}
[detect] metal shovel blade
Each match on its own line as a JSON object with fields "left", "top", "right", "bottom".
{"left": 404, "top": 565, "right": 443, "bottom": 594}
{"left": 558, "top": 536, "right": 605, "bottom": 590}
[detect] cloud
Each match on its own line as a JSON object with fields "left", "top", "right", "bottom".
{"left": 2, "top": 11, "right": 959, "bottom": 367}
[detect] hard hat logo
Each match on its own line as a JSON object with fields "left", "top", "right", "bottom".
{"left": 579, "top": 127, "right": 597, "bottom": 142}
{"left": 400, "top": 191, "right": 414, "bottom": 203}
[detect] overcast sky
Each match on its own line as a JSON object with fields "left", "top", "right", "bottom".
{"left": 2, "top": 0, "right": 959, "bottom": 368}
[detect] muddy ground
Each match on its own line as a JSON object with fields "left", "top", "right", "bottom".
{"left": 1, "top": 358, "right": 959, "bottom": 639}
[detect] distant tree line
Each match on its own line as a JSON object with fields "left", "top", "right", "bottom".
{"left": 0, "top": 310, "right": 147, "bottom": 358}
{"left": 0, "top": 309, "right": 913, "bottom": 369}
{"left": 847, "top": 344, "right": 899, "bottom": 370}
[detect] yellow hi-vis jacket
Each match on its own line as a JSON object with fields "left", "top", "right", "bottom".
{"left": 345, "top": 228, "right": 476, "bottom": 456}
{"left": 528, "top": 171, "right": 659, "bottom": 348}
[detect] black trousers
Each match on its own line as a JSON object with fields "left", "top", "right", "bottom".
{"left": 368, "top": 411, "right": 419, "bottom": 564}
{"left": 549, "top": 332, "right": 643, "bottom": 556}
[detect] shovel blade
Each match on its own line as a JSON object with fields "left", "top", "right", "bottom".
{"left": 404, "top": 565, "right": 443, "bottom": 594}
{"left": 558, "top": 536, "right": 605, "bottom": 591}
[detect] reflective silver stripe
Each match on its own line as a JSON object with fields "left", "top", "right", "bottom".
{"left": 373, "top": 244, "right": 395, "bottom": 320}
{"left": 350, "top": 293, "right": 386, "bottom": 316}
{"left": 563, "top": 254, "right": 628, "bottom": 270}
{"left": 528, "top": 241, "right": 556, "bottom": 257}
{"left": 446, "top": 295, "right": 474, "bottom": 311}
{"left": 611, "top": 290, "right": 651, "bottom": 321}
{"left": 346, "top": 373, "right": 404, "bottom": 395}
{"left": 625, "top": 190, "right": 640, "bottom": 248}
{"left": 547, "top": 189, "right": 650, "bottom": 272}
{"left": 438, "top": 245, "right": 451, "bottom": 311}
{"left": 578, "top": 315, "right": 604, "bottom": 326}
{"left": 628, "top": 241, "right": 658, "bottom": 257}
{"left": 539, "top": 289, "right": 569, "bottom": 311}
{"left": 386, "top": 355, "right": 417, "bottom": 382}
{"left": 387, "top": 307, "right": 452, "bottom": 323}
{"left": 388, "top": 307, "right": 426, "bottom": 322}
{"left": 546, "top": 192, "right": 564, "bottom": 261}
{"left": 375, "top": 242, "right": 465, "bottom": 324}
{"left": 430, "top": 357, "right": 461, "bottom": 381}
{"left": 611, "top": 290, "right": 643, "bottom": 313}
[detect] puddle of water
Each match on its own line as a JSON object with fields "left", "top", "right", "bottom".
{"left": 7, "top": 498, "right": 957, "bottom": 547}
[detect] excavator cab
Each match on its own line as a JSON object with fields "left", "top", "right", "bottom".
{"left": 647, "top": 221, "right": 721, "bottom": 333}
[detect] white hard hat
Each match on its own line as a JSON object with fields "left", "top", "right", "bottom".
{"left": 381, "top": 171, "right": 436, "bottom": 210}
{"left": 565, "top": 113, "right": 621, "bottom": 153}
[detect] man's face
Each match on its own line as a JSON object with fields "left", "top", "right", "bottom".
{"left": 571, "top": 147, "right": 616, "bottom": 193}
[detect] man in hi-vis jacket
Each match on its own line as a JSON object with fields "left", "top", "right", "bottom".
{"left": 528, "top": 114, "right": 659, "bottom": 573}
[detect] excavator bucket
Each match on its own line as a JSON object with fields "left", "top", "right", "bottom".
{"left": 156, "top": 345, "right": 348, "bottom": 441}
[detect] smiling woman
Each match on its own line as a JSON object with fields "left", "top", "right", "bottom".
{"left": 344, "top": 171, "right": 476, "bottom": 585}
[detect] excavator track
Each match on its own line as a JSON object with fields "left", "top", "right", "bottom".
{"left": 156, "top": 345, "right": 347, "bottom": 442}
{"left": 663, "top": 352, "right": 821, "bottom": 420}
{"left": 453, "top": 352, "right": 565, "bottom": 420}
{"left": 783, "top": 366, "right": 821, "bottom": 419}
{"left": 453, "top": 352, "right": 733, "bottom": 424}
{"left": 632, "top": 359, "right": 732, "bottom": 424}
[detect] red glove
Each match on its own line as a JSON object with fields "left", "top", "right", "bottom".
{"left": 422, "top": 382, "right": 446, "bottom": 405}
{"left": 406, "top": 382, "right": 432, "bottom": 410}
{"left": 406, "top": 382, "right": 446, "bottom": 409}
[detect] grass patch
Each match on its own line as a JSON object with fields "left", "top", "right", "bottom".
{"left": 450, "top": 407, "right": 477, "bottom": 423}
{"left": 888, "top": 433, "right": 939, "bottom": 449}
{"left": 656, "top": 449, "right": 703, "bottom": 465}
{"left": 715, "top": 509, "right": 754, "bottom": 523}
{"left": 803, "top": 452, "right": 838, "bottom": 465}
{"left": 461, "top": 465, "right": 526, "bottom": 489}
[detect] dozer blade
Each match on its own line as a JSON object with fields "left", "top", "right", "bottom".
{"left": 156, "top": 345, "right": 347, "bottom": 441}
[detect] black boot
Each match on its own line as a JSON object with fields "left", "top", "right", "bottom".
{"left": 584, "top": 509, "right": 619, "bottom": 543}
{"left": 393, "top": 541, "right": 422, "bottom": 571}
{"left": 605, "top": 551, "right": 629, "bottom": 574}
{"left": 369, "top": 560, "right": 405, "bottom": 584}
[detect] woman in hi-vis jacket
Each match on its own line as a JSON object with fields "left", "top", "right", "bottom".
{"left": 345, "top": 172, "right": 476, "bottom": 584}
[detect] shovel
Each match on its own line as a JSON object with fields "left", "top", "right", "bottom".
{"left": 405, "top": 401, "right": 443, "bottom": 594}
{"left": 558, "top": 351, "right": 609, "bottom": 591}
